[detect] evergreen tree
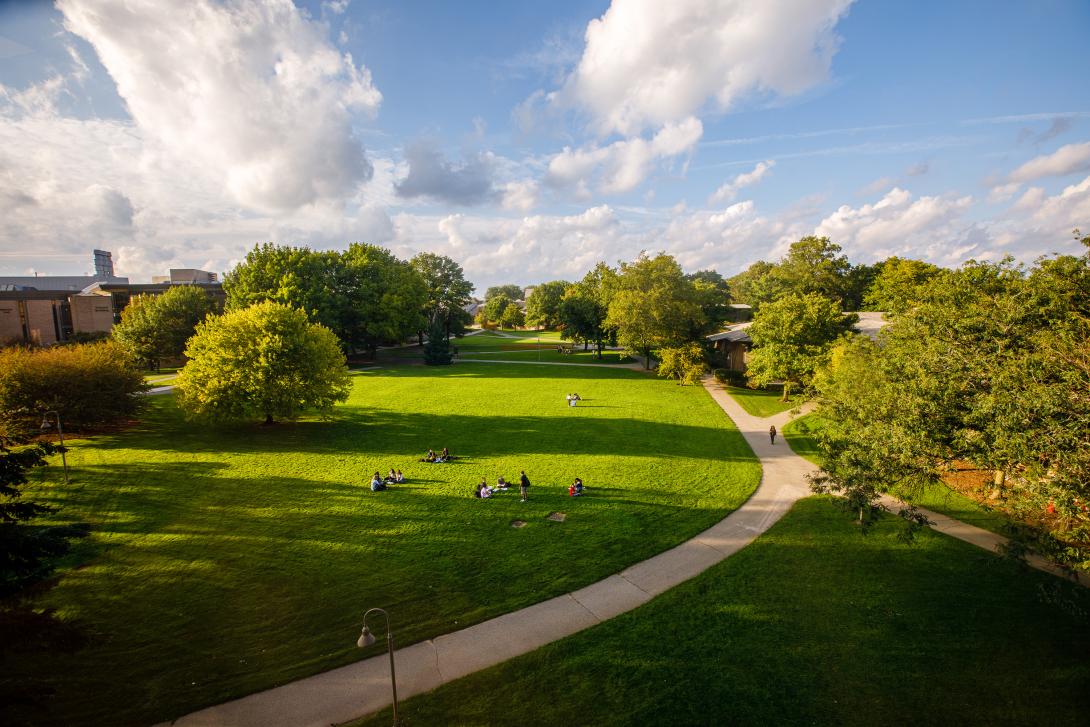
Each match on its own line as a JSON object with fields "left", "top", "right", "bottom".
{"left": 423, "top": 316, "right": 453, "bottom": 365}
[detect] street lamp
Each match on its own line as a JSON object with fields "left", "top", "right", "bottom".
{"left": 357, "top": 607, "right": 399, "bottom": 725}
{"left": 40, "top": 410, "right": 68, "bottom": 484}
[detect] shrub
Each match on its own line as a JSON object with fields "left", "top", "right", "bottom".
{"left": 0, "top": 341, "right": 147, "bottom": 433}
{"left": 657, "top": 343, "right": 707, "bottom": 385}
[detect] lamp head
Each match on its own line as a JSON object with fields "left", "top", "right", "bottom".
{"left": 357, "top": 626, "right": 376, "bottom": 648}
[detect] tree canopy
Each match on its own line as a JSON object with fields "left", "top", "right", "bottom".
{"left": 605, "top": 252, "right": 705, "bottom": 368}
{"left": 411, "top": 252, "right": 474, "bottom": 338}
{"left": 745, "top": 292, "right": 855, "bottom": 400}
{"left": 524, "top": 280, "right": 571, "bottom": 329}
{"left": 112, "top": 285, "right": 215, "bottom": 368}
{"left": 484, "top": 284, "right": 523, "bottom": 302}
{"left": 176, "top": 301, "right": 351, "bottom": 424}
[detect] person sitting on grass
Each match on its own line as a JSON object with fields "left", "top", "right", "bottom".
{"left": 422, "top": 449, "right": 437, "bottom": 463}
{"left": 569, "top": 477, "right": 584, "bottom": 496}
{"left": 473, "top": 482, "right": 483, "bottom": 498}
{"left": 395, "top": 469, "right": 404, "bottom": 483}
{"left": 441, "top": 447, "right": 452, "bottom": 460}
{"left": 479, "top": 478, "right": 493, "bottom": 498}
{"left": 385, "top": 468, "right": 397, "bottom": 484}
{"left": 496, "top": 476, "right": 508, "bottom": 490}
{"left": 370, "top": 472, "right": 386, "bottom": 492}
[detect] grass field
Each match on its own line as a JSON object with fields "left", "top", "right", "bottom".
{"left": 460, "top": 349, "right": 633, "bottom": 364}
{"left": 783, "top": 413, "right": 1011, "bottom": 536}
{"left": 725, "top": 384, "right": 801, "bottom": 418}
{"left": 355, "top": 497, "right": 1090, "bottom": 727}
{"left": 5, "top": 363, "right": 759, "bottom": 727}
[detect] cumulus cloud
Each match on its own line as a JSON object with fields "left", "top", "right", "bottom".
{"left": 546, "top": 116, "right": 702, "bottom": 195}
{"left": 1008, "top": 142, "right": 1090, "bottom": 183}
{"left": 395, "top": 141, "right": 497, "bottom": 206}
{"left": 501, "top": 180, "right": 540, "bottom": 212}
{"left": 815, "top": 187, "right": 974, "bottom": 263}
{"left": 708, "top": 160, "right": 775, "bottom": 204}
{"left": 58, "top": 0, "right": 382, "bottom": 211}
{"left": 553, "top": 0, "right": 854, "bottom": 137}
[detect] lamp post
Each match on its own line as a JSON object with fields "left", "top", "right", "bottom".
{"left": 357, "top": 607, "right": 399, "bottom": 725}
{"left": 40, "top": 410, "right": 68, "bottom": 484}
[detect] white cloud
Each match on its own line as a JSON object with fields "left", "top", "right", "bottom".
{"left": 1008, "top": 142, "right": 1090, "bottom": 183}
{"left": 58, "top": 0, "right": 382, "bottom": 212}
{"left": 395, "top": 142, "right": 496, "bottom": 206}
{"left": 546, "top": 116, "right": 702, "bottom": 195}
{"left": 501, "top": 180, "right": 539, "bottom": 212}
{"left": 815, "top": 187, "right": 974, "bottom": 263}
{"left": 708, "top": 160, "right": 774, "bottom": 204}
{"left": 988, "top": 182, "right": 1022, "bottom": 204}
{"left": 554, "top": 0, "right": 854, "bottom": 137}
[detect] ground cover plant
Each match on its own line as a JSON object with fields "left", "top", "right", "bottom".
{"left": 4, "top": 363, "right": 759, "bottom": 726}
{"left": 355, "top": 497, "right": 1090, "bottom": 727}
{"left": 724, "top": 384, "right": 799, "bottom": 418}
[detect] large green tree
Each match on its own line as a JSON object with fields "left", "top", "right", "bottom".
{"left": 485, "top": 284, "right": 523, "bottom": 302}
{"left": 863, "top": 256, "right": 943, "bottom": 315}
{"left": 559, "top": 263, "right": 617, "bottom": 356}
{"left": 524, "top": 280, "right": 571, "bottom": 329}
{"left": 176, "top": 302, "right": 351, "bottom": 425}
{"left": 112, "top": 285, "right": 215, "bottom": 369}
{"left": 339, "top": 243, "right": 428, "bottom": 355}
{"left": 411, "top": 252, "right": 474, "bottom": 340}
{"left": 482, "top": 293, "right": 513, "bottom": 325}
{"left": 605, "top": 253, "right": 704, "bottom": 369}
{"left": 745, "top": 292, "right": 855, "bottom": 400}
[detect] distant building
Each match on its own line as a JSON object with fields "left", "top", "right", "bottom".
{"left": 707, "top": 312, "right": 889, "bottom": 373}
{"left": 0, "top": 251, "right": 222, "bottom": 346}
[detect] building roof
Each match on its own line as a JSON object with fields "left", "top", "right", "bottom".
{"left": 706, "top": 312, "right": 889, "bottom": 344}
{"left": 0, "top": 274, "right": 128, "bottom": 292}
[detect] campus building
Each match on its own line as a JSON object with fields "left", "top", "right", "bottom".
{"left": 0, "top": 250, "right": 223, "bottom": 346}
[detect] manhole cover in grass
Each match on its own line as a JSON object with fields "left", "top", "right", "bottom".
{"left": 510, "top": 520, "right": 526, "bottom": 528}
{"left": 546, "top": 512, "right": 566, "bottom": 522}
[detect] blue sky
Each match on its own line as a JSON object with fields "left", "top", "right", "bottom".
{"left": 1, "top": 0, "right": 1088, "bottom": 289}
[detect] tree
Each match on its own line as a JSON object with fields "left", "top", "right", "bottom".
{"left": 223, "top": 243, "right": 344, "bottom": 338}
{"left": 657, "top": 343, "right": 707, "bottom": 385}
{"left": 485, "top": 284, "right": 523, "bottom": 302}
{"left": 776, "top": 236, "right": 853, "bottom": 304}
{"left": 1, "top": 436, "right": 87, "bottom": 596}
{"left": 176, "top": 302, "right": 351, "bottom": 425}
{"left": 524, "top": 281, "right": 571, "bottom": 329}
{"left": 423, "top": 316, "right": 453, "bottom": 365}
{"left": 560, "top": 263, "right": 618, "bottom": 357}
{"left": 113, "top": 285, "right": 215, "bottom": 369}
{"left": 411, "top": 252, "right": 474, "bottom": 339}
{"left": 745, "top": 292, "right": 855, "bottom": 400}
{"left": 605, "top": 253, "right": 705, "bottom": 369}
{"left": 482, "top": 293, "right": 512, "bottom": 326}
{"left": 500, "top": 302, "right": 525, "bottom": 330}
{"left": 687, "top": 269, "right": 732, "bottom": 332}
{"left": 339, "top": 243, "right": 428, "bottom": 356}
{"left": 863, "top": 256, "right": 943, "bottom": 315}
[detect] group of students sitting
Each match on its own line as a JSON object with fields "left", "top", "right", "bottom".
{"left": 473, "top": 475, "right": 510, "bottom": 499}
{"left": 565, "top": 393, "right": 582, "bottom": 407}
{"left": 420, "top": 447, "right": 455, "bottom": 463}
{"left": 370, "top": 468, "right": 405, "bottom": 491}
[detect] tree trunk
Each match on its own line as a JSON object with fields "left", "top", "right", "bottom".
{"left": 989, "top": 469, "right": 1006, "bottom": 500}
{"left": 418, "top": 331, "right": 424, "bottom": 346}
{"left": 643, "top": 347, "right": 651, "bottom": 369}
{"left": 263, "top": 414, "right": 274, "bottom": 426}
{"left": 781, "top": 381, "right": 792, "bottom": 402}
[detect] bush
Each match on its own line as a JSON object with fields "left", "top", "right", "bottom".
{"left": 657, "top": 343, "right": 707, "bottom": 385}
{"left": 0, "top": 341, "right": 147, "bottom": 433}
{"left": 713, "top": 368, "right": 747, "bottom": 386}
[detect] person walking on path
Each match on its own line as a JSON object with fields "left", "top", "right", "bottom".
{"left": 769, "top": 425, "right": 777, "bottom": 444}
{"left": 519, "top": 470, "right": 531, "bottom": 501}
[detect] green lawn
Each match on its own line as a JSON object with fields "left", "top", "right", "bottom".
{"left": 725, "top": 384, "right": 801, "bottom": 418}
{"left": 460, "top": 349, "right": 633, "bottom": 365}
{"left": 5, "top": 363, "right": 759, "bottom": 727}
{"left": 782, "top": 412, "right": 828, "bottom": 466}
{"left": 784, "top": 414, "right": 1011, "bottom": 536}
{"left": 355, "top": 497, "right": 1090, "bottom": 727}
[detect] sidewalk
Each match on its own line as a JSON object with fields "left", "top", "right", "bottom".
{"left": 160, "top": 379, "right": 814, "bottom": 727}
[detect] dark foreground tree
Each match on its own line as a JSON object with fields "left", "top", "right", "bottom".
{"left": 176, "top": 302, "right": 350, "bottom": 424}
{"left": 1, "top": 436, "right": 87, "bottom": 597}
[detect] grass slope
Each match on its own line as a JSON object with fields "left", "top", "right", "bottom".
{"left": 725, "top": 384, "right": 800, "bottom": 418}
{"left": 356, "top": 497, "right": 1090, "bottom": 727}
{"left": 5, "top": 363, "right": 759, "bottom": 727}
{"left": 784, "top": 414, "right": 1010, "bottom": 536}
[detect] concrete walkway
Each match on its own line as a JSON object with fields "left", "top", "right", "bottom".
{"left": 160, "top": 378, "right": 816, "bottom": 727}
{"left": 161, "top": 378, "right": 1080, "bottom": 727}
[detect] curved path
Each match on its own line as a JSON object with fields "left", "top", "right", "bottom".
{"left": 162, "top": 376, "right": 1078, "bottom": 727}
